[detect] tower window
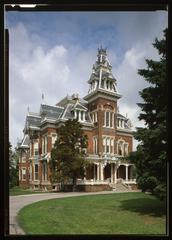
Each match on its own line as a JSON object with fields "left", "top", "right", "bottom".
{"left": 110, "top": 82, "right": 113, "bottom": 90}
{"left": 101, "top": 80, "right": 104, "bottom": 88}
{"left": 106, "top": 81, "right": 109, "bottom": 89}
{"left": 106, "top": 112, "right": 110, "bottom": 127}
{"left": 104, "top": 111, "right": 115, "bottom": 128}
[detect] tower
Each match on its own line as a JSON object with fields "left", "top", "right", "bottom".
{"left": 84, "top": 47, "right": 122, "bottom": 156}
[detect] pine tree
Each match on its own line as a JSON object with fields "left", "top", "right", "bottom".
{"left": 49, "top": 119, "right": 88, "bottom": 191}
{"left": 130, "top": 29, "right": 167, "bottom": 200}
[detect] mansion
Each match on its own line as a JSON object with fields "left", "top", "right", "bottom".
{"left": 18, "top": 48, "right": 136, "bottom": 191}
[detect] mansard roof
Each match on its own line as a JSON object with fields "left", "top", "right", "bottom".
{"left": 26, "top": 114, "right": 41, "bottom": 128}
{"left": 40, "top": 104, "right": 64, "bottom": 119}
{"left": 24, "top": 94, "right": 93, "bottom": 131}
{"left": 71, "top": 101, "right": 88, "bottom": 111}
{"left": 117, "top": 113, "right": 127, "bottom": 120}
{"left": 56, "top": 94, "right": 88, "bottom": 107}
{"left": 17, "top": 134, "right": 30, "bottom": 149}
{"left": 61, "top": 104, "right": 74, "bottom": 119}
{"left": 58, "top": 98, "right": 92, "bottom": 124}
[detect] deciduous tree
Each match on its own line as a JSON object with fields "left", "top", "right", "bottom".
{"left": 50, "top": 119, "right": 88, "bottom": 191}
{"left": 9, "top": 142, "right": 19, "bottom": 188}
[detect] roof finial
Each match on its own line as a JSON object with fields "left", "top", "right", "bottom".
{"left": 27, "top": 106, "right": 30, "bottom": 115}
{"left": 42, "top": 93, "right": 45, "bottom": 104}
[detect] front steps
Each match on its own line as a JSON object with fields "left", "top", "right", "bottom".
{"left": 110, "top": 182, "right": 132, "bottom": 192}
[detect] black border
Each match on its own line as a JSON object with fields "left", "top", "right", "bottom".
{"left": 1, "top": 0, "right": 171, "bottom": 239}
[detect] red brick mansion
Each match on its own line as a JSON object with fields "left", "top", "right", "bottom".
{"left": 18, "top": 48, "right": 136, "bottom": 191}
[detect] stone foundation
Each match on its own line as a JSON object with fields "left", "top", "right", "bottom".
{"left": 19, "top": 182, "right": 30, "bottom": 189}
{"left": 129, "top": 184, "right": 138, "bottom": 190}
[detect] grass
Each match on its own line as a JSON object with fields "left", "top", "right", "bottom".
{"left": 10, "top": 186, "right": 52, "bottom": 196}
{"left": 18, "top": 192, "right": 166, "bottom": 235}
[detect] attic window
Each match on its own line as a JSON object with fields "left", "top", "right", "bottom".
{"left": 81, "top": 111, "right": 83, "bottom": 121}
{"left": 74, "top": 110, "right": 85, "bottom": 122}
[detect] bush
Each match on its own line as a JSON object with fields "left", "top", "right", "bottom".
{"left": 137, "top": 174, "right": 158, "bottom": 192}
{"left": 153, "top": 184, "right": 166, "bottom": 201}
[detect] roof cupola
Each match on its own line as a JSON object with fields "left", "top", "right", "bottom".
{"left": 84, "top": 47, "right": 121, "bottom": 101}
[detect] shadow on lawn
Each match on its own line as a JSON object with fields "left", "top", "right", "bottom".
{"left": 119, "top": 197, "right": 166, "bottom": 217}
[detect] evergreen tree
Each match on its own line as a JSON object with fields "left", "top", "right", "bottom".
{"left": 130, "top": 29, "right": 167, "bottom": 200}
{"left": 49, "top": 119, "right": 88, "bottom": 191}
{"left": 9, "top": 142, "right": 19, "bottom": 188}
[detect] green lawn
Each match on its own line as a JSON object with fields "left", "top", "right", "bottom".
{"left": 18, "top": 192, "right": 166, "bottom": 235}
{"left": 10, "top": 186, "right": 51, "bottom": 196}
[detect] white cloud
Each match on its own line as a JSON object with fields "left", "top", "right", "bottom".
{"left": 9, "top": 23, "right": 70, "bottom": 146}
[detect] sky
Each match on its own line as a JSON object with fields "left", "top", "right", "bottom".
{"left": 5, "top": 11, "right": 168, "bottom": 150}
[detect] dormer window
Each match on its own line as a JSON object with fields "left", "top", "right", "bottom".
{"left": 74, "top": 110, "right": 86, "bottom": 122}
{"left": 117, "top": 118, "right": 125, "bottom": 128}
{"left": 81, "top": 111, "right": 84, "bottom": 121}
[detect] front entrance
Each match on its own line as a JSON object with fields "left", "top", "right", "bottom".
{"left": 117, "top": 165, "right": 126, "bottom": 179}
{"left": 104, "top": 164, "right": 111, "bottom": 180}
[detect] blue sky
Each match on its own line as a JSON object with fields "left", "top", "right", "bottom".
{"left": 5, "top": 11, "right": 168, "bottom": 149}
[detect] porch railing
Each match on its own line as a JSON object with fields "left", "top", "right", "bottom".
{"left": 122, "top": 179, "right": 136, "bottom": 184}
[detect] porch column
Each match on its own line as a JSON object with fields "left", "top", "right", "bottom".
{"left": 42, "top": 162, "right": 44, "bottom": 181}
{"left": 45, "top": 162, "right": 48, "bottom": 181}
{"left": 84, "top": 166, "right": 86, "bottom": 180}
{"left": 111, "top": 164, "right": 114, "bottom": 183}
{"left": 97, "top": 164, "right": 100, "bottom": 181}
{"left": 100, "top": 163, "right": 104, "bottom": 181}
{"left": 125, "top": 164, "right": 129, "bottom": 181}
{"left": 93, "top": 164, "right": 96, "bottom": 181}
{"left": 114, "top": 165, "right": 117, "bottom": 184}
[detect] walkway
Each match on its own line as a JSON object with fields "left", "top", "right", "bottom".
{"left": 10, "top": 190, "right": 140, "bottom": 235}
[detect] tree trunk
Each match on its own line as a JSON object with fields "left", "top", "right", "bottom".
{"left": 72, "top": 177, "right": 77, "bottom": 192}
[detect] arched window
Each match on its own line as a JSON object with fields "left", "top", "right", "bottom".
{"left": 118, "top": 141, "right": 124, "bottom": 156}
{"left": 106, "top": 112, "right": 110, "bottom": 127}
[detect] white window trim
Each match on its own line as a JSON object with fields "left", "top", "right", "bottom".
{"left": 103, "top": 136, "right": 115, "bottom": 154}
{"left": 104, "top": 111, "right": 115, "bottom": 128}
{"left": 21, "top": 167, "right": 26, "bottom": 181}
{"left": 34, "top": 164, "right": 39, "bottom": 181}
